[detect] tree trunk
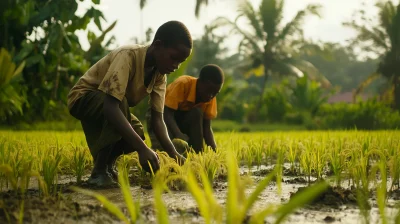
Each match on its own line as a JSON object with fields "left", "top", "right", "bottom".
{"left": 252, "top": 65, "right": 269, "bottom": 121}
{"left": 257, "top": 67, "right": 269, "bottom": 110}
{"left": 394, "top": 76, "right": 400, "bottom": 110}
{"left": 52, "top": 37, "right": 63, "bottom": 100}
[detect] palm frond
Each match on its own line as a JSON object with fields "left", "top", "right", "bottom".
{"left": 354, "top": 72, "right": 381, "bottom": 97}
{"left": 195, "top": 0, "right": 209, "bottom": 18}
{"left": 212, "top": 16, "right": 263, "bottom": 55}
{"left": 277, "top": 4, "right": 322, "bottom": 43}
{"left": 284, "top": 58, "right": 331, "bottom": 88}
{"left": 259, "top": 0, "right": 284, "bottom": 41}
{"left": 377, "top": 0, "right": 395, "bottom": 36}
{"left": 270, "top": 61, "right": 304, "bottom": 78}
{"left": 343, "top": 22, "right": 389, "bottom": 52}
{"left": 140, "top": 0, "right": 147, "bottom": 9}
{"left": 238, "top": 0, "right": 264, "bottom": 40}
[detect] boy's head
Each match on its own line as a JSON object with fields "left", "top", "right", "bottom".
{"left": 196, "top": 64, "right": 224, "bottom": 103}
{"left": 151, "top": 21, "right": 192, "bottom": 74}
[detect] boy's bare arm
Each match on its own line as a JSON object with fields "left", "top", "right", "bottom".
{"left": 203, "top": 119, "right": 217, "bottom": 150}
{"left": 103, "top": 95, "right": 160, "bottom": 171}
{"left": 163, "top": 106, "right": 189, "bottom": 141}
{"left": 151, "top": 109, "right": 186, "bottom": 163}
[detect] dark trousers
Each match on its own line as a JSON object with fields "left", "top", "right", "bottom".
{"left": 69, "top": 90, "right": 145, "bottom": 162}
{"left": 147, "top": 107, "right": 204, "bottom": 153}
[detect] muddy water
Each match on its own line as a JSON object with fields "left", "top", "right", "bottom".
{"left": 62, "top": 165, "right": 400, "bottom": 224}
{"left": 1, "top": 165, "right": 399, "bottom": 224}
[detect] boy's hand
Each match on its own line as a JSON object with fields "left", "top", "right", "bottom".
{"left": 138, "top": 148, "right": 160, "bottom": 173}
{"left": 169, "top": 151, "right": 186, "bottom": 165}
{"left": 176, "top": 133, "right": 189, "bottom": 142}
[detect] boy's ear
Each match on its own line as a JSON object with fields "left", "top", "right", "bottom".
{"left": 153, "top": 40, "right": 163, "bottom": 49}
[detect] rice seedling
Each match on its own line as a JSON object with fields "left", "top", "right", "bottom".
{"left": 312, "top": 137, "right": 326, "bottom": 180}
{"left": 271, "top": 180, "right": 329, "bottom": 224}
{"left": 328, "top": 138, "right": 346, "bottom": 187}
{"left": 41, "top": 146, "right": 62, "bottom": 194}
{"left": 253, "top": 139, "right": 265, "bottom": 169}
{"left": 152, "top": 171, "right": 172, "bottom": 224}
{"left": 190, "top": 148, "right": 226, "bottom": 184}
{"left": 387, "top": 145, "right": 400, "bottom": 191}
{"left": 285, "top": 140, "right": 298, "bottom": 174}
{"left": 71, "top": 186, "right": 131, "bottom": 223}
{"left": 70, "top": 145, "right": 88, "bottom": 184}
{"left": 299, "top": 145, "right": 313, "bottom": 184}
{"left": 117, "top": 162, "right": 141, "bottom": 223}
{"left": 244, "top": 145, "right": 255, "bottom": 173}
{"left": 18, "top": 201, "right": 24, "bottom": 224}
{"left": 264, "top": 138, "right": 276, "bottom": 166}
{"left": 0, "top": 164, "right": 48, "bottom": 196}
{"left": 351, "top": 148, "right": 371, "bottom": 224}
{"left": 1, "top": 130, "right": 400, "bottom": 223}
{"left": 375, "top": 159, "right": 388, "bottom": 224}
{"left": 71, "top": 161, "right": 142, "bottom": 224}
{"left": 185, "top": 168, "right": 223, "bottom": 224}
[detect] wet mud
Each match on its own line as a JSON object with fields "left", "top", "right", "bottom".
{"left": 0, "top": 165, "right": 399, "bottom": 224}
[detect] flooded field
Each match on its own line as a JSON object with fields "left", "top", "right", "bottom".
{"left": 0, "top": 131, "right": 399, "bottom": 223}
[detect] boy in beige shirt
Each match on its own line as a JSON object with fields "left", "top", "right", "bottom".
{"left": 68, "top": 21, "right": 191, "bottom": 187}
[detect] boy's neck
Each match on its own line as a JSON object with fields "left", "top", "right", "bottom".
{"left": 195, "top": 80, "right": 200, "bottom": 104}
{"left": 144, "top": 46, "right": 156, "bottom": 69}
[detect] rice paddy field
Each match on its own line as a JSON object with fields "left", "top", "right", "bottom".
{"left": 1, "top": 130, "right": 400, "bottom": 224}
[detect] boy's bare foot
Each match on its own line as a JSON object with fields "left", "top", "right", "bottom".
{"left": 87, "top": 172, "right": 117, "bottom": 188}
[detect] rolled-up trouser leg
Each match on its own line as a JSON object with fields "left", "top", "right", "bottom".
{"left": 175, "top": 107, "right": 204, "bottom": 153}
{"left": 69, "top": 90, "right": 145, "bottom": 171}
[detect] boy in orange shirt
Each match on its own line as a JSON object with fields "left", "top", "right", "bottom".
{"left": 147, "top": 64, "right": 224, "bottom": 153}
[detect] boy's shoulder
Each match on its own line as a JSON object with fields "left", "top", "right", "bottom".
{"left": 110, "top": 44, "right": 148, "bottom": 56}
{"left": 174, "top": 75, "right": 197, "bottom": 83}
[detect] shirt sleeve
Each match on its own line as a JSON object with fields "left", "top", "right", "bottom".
{"left": 204, "top": 98, "right": 217, "bottom": 119}
{"left": 164, "top": 79, "right": 186, "bottom": 110}
{"left": 150, "top": 74, "right": 167, "bottom": 113}
{"left": 98, "top": 50, "right": 132, "bottom": 101}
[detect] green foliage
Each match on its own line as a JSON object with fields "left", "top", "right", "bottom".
{"left": 185, "top": 25, "right": 229, "bottom": 77}
{"left": 288, "top": 74, "right": 333, "bottom": 116}
{"left": 299, "top": 42, "right": 382, "bottom": 93}
{"left": 0, "top": 0, "right": 115, "bottom": 124}
{"left": 345, "top": 0, "right": 400, "bottom": 109}
{"left": 263, "top": 83, "right": 291, "bottom": 122}
{"left": 212, "top": 0, "right": 326, "bottom": 119}
{"left": 0, "top": 48, "right": 26, "bottom": 121}
{"left": 317, "top": 100, "right": 400, "bottom": 130}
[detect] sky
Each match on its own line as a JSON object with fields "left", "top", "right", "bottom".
{"left": 75, "top": 0, "right": 380, "bottom": 54}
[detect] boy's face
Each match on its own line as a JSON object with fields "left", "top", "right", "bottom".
{"left": 153, "top": 41, "right": 191, "bottom": 74}
{"left": 197, "top": 80, "right": 223, "bottom": 103}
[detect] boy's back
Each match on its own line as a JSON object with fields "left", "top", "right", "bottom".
{"left": 68, "top": 44, "right": 166, "bottom": 114}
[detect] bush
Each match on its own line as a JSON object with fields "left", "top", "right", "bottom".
{"left": 316, "top": 100, "right": 400, "bottom": 130}
{"left": 264, "top": 86, "right": 291, "bottom": 122}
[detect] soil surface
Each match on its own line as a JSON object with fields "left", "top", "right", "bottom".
{"left": 0, "top": 164, "right": 399, "bottom": 224}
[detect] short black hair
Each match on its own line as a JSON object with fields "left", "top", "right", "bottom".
{"left": 153, "top": 20, "right": 193, "bottom": 49}
{"left": 198, "top": 64, "right": 224, "bottom": 85}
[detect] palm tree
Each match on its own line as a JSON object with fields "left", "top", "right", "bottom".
{"left": 349, "top": 1, "right": 400, "bottom": 109}
{"left": 211, "top": 0, "right": 330, "bottom": 114}
{"left": 139, "top": 0, "right": 209, "bottom": 17}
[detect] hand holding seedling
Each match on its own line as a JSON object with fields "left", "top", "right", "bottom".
{"left": 138, "top": 148, "right": 160, "bottom": 173}
{"left": 172, "top": 152, "right": 186, "bottom": 165}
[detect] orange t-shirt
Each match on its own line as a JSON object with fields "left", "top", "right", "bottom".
{"left": 165, "top": 75, "right": 217, "bottom": 119}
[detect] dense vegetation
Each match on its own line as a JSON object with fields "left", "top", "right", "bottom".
{"left": 1, "top": 0, "right": 400, "bottom": 130}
